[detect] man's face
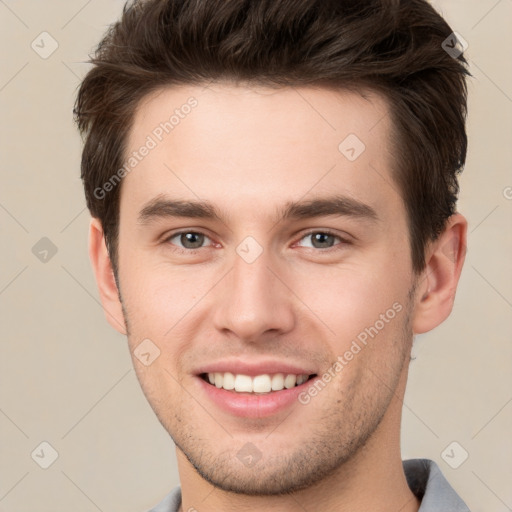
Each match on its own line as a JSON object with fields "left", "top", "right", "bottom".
{"left": 116, "top": 84, "right": 417, "bottom": 494}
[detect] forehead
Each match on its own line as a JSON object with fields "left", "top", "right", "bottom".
{"left": 120, "top": 83, "right": 402, "bottom": 224}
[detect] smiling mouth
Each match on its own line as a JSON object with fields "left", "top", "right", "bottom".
{"left": 200, "top": 372, "right": 317, "bottom": 394}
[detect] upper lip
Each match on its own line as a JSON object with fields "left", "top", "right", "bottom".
{"left": 194, "top": 359, "right": 317, "bottom": 377}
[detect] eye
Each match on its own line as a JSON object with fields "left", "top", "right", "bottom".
{"left": 166, "top": 231, "right": 214, "bottom": 250}
{"left": 296, "top": 231, "right": 345, "bottom": 249}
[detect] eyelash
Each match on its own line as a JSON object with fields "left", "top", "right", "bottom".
{"left": 299, "top": 229, "right": 350, "bottom": 247}
{"left": 163, "top": 231, "right": 216, "bottom": 254}
{"left": 163, "top": 229, "right": 350, "bottom": 254}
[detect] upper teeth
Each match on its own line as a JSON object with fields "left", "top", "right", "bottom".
{"left": 207, "top": 373, "right": 309, "bottom": 393}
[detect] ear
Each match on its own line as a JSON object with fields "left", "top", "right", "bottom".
{"left": 412, "top": 213, "right": 467, "bottom": 334}
{"left": 88, "top": 218, "right": 127, "bottom": 335}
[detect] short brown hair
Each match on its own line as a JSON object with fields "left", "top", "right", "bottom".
{"left": 74, "top": 0, "right": 469, "bottom": 276}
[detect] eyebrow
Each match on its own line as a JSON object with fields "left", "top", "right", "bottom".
{"left": 138, "top": 195, "right": 222, "bottom": 224}
{"left": 281, "top": 196, "right": 378, "bottom": 223}
{"left": 137, "top": 193, "right": 379, "bottom": 225}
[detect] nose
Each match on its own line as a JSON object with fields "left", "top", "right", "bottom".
{"left": 212, "top": 247, "right": 296, "bottom": 343}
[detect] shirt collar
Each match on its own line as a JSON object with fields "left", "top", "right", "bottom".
{"left": 403, "top": 458, "right": 471, "bottom": 511}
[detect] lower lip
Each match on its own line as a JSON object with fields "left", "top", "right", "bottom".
{"left": 196, "top": 376, "right": 312, "bottom": 418}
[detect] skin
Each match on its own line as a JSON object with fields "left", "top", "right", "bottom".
{"left": 89, "top": 83, "right": 467, "bottom": 512}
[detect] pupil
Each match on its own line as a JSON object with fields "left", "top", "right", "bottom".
{"left": 181, "top": 232, "right": 204, "bottom": 248}
{"left": 313, "top": 233, "right": 333, "bottom": 248}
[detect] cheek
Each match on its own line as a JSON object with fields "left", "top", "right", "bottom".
{"left": 120, "top": 257, "right": 208, "bottom": 335}
{"left": 290, "top": 262, "right": 407, "bottom": 340}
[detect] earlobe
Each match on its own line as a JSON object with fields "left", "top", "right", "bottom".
{"left": 412, "top": 213, "right": 467, "bottom": 334}
{"left": 88, "top": 218, "right": 127, "bottom": 335}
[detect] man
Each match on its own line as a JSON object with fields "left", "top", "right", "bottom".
{"left": 74, "top": 0, "right": 471, "bottom": 510}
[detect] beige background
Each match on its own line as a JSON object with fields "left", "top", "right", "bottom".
{"left": 1, "top": 0, "right": 511, "bottom": 510}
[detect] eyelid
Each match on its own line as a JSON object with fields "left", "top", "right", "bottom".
{"left": 294, "top": 229, "right": 350, "bottom": 249}
{"left": 161, "top": 228, "right": 351, "bottom": 252}
{"left": 163, "top": 229, "right": 216, "bottom": 250}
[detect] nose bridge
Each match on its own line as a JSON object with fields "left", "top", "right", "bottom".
{"left": 212, "top": 242, "right": 295, "bottom": 340}
{"left": 232, "top": 247, "right": 271, "bottom": 303}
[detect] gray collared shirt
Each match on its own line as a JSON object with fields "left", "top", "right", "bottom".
{"left": 147, "top": 458, "right": 470, "bottom": 511}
